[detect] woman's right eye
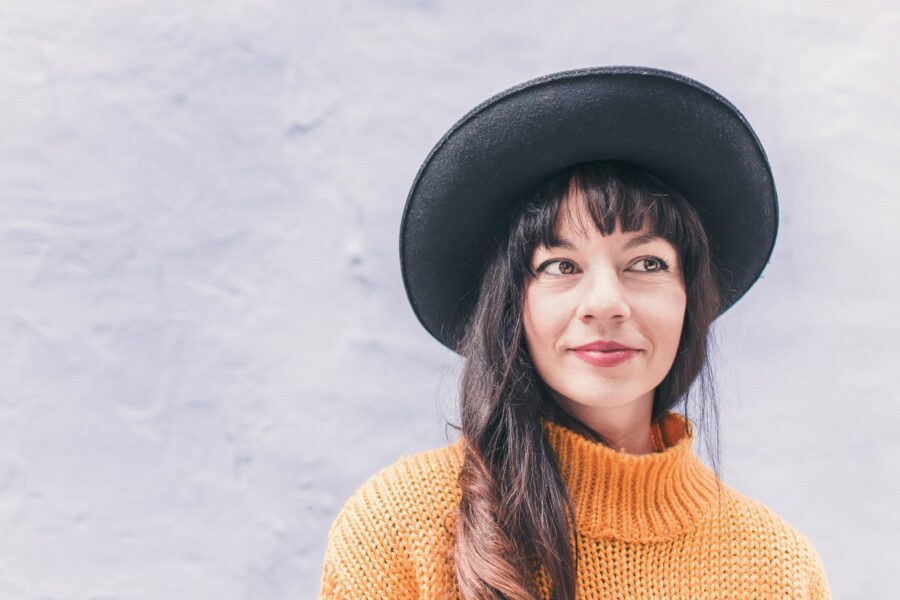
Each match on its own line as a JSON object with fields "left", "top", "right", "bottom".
{"left": 537, "top": 259, "right": 578, "bottom": 277}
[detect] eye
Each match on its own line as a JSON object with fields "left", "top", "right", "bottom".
{"left": 536, "top": 259, "right": 578, "bottom": 278}
{"left": 630, "top": 256, "right": 670, "bottom": 273}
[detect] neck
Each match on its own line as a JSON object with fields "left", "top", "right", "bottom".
{"left": 546, "top": 389, "right": 657, "bottom": 455}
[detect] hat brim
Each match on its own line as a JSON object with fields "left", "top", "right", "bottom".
{"left": 400, "top": 66, "right": 778, "bottom": 353}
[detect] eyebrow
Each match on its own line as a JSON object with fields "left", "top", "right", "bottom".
{"left": 545, "top": 232, "right": 667, "bottom": 251}
{"left": 622, "top": 233, "right": 667, "bottom": 251}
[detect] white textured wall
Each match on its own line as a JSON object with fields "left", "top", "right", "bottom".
{"left": 0, "top": 1, "right": 896, "bottom": 598}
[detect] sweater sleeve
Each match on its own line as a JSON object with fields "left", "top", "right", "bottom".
{"left": 806, "top": 543, "right": 832, "bottom": 600}
{"left": 318, "top": 469, "right": 419, "bottom": 599}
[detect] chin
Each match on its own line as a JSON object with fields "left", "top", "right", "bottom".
{"left": 562, "top": 389, "right": 628, "bottom": 408}
{"left": 559, "top": 382, "right": 652, "bottom": 407}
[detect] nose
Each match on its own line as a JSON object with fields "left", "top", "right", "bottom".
{"left": 574, "top": 267, "right": 632, "bottom": 322}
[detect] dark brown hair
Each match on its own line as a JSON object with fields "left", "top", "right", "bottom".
{"left": 448, "top": 160, "right": 725, "bottom": 599}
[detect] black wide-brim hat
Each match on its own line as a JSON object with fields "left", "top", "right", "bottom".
{"left": 400, "top": 66, "right": 778, "bottom": 354}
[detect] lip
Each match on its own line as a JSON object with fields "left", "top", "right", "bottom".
{"left": 572, "top": 348, "right": 640, "bottom": 367}
{"left": 572, "top": 340, "right": 636, "bottom": 352}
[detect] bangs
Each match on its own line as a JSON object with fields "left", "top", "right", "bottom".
{"left": 508, "top": 161, "right": 698, "bottom": 279}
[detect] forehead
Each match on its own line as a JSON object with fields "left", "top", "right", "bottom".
{"left": 554, "top": 190, "right": 656, "bottom": 240}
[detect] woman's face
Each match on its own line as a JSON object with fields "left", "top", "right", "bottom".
{"left": 523, "top": 194, "right": 687, "bottom": 416}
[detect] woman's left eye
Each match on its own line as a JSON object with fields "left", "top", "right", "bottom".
{"left": 631, "top": 256, "right": 670, "bottom": 272}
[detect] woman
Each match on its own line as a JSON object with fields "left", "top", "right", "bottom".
{"left": 319, "top": 67, "right": 831, "bottom": 599}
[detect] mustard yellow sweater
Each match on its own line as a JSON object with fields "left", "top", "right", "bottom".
{"left": 318, "top": 412, "right": 831, "bottom": 598}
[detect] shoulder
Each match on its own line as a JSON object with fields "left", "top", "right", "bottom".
{"left": 319, "top": 438, "right": 465, "bottom": 598}
{"left": 335, "top": 437, "right": 465, "bottom": 529}
{"left": 720, "top": 486, "right": 832, "bottom": 597}
{"left": 722, "top": 485, "right": 821, "bottom": 552}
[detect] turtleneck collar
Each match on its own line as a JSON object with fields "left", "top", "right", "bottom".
{"left": 542, "top": 411, "right": 723, "bottom": 542}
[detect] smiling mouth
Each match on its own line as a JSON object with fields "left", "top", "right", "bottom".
{"left": 571, "top": 348, "right": 640, "bottom": 367}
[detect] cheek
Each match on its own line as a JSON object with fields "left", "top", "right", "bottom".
{"left": 523, "top": 289, "right": 568, "bottom": 352}
{"left": 642, "top": 287, "right": 687, "bottom": 347}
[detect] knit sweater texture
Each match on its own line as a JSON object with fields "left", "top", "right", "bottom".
{"left": 318, "top": 411, "right": 831, "bottom": 599}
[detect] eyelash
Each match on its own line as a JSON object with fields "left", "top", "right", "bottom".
{"left": 535, "top": 256, "right": 671, "bottom": 278}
